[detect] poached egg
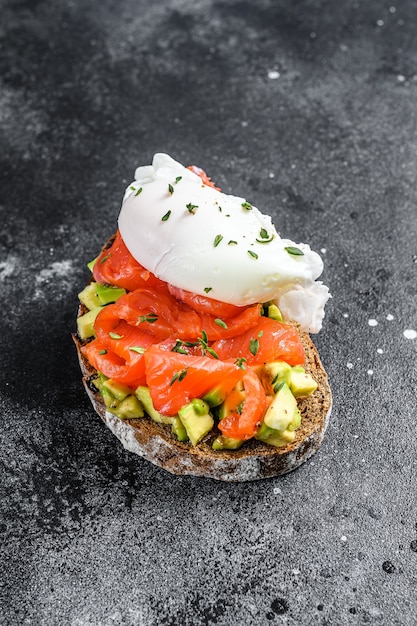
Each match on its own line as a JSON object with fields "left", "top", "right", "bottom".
{"left": 118, "top": 153, "right": 330, "bottom": 333}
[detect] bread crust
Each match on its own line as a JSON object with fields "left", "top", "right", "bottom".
{"left": 73, "top": 294, "right": 332, "bottom": 481}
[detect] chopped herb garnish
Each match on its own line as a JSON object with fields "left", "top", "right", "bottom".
{"left": 99, "top": 253, "right": 111, "bottom": 264}
{"left": 161, "top": 210, "right": 171, "bottom": 221}
{"left": 138, "top": 313, "right": 158, "bottom": 324}
{"left": 214, "top": 318, "right": 228, "bottom": 329}
{"left": 169, "top": 368, "right": 188, "bottom": 386}
{"left": 204, "top": 287, "right": 212, "bottom": 293}
{"left": 129, "top": 185, "right": 136, "bottom": 191}
{"left": 214, "top": 234, "right": 223, "bottom": 247}
{"left": 175, "top": 176, "right": 182, "bottom": 184}
{"left": 207, "top": 347, "right": 219, "bottom": 359}
{"left": 236, "top": 401, "right": 244, "bottom": 415}
{"left": 197, "top": 330, "right": 219, "bottom": 358}
{"left": 99, "top": 349, "right": 107, "bottom": 355}
{"left": 171, "top": 340, "right": 189, "bottom": 355}
{"left": 234, "top": 357, "right": 247, "bottom": 370}
{"left": 186, "top": 203, "right": 198, "bottom": 214}
{"left": 285, "top": 246, "right": 304, "bottom": 256}
{"left": 273, "top": 381, "right": 286, "bottom": 394}
{"left": 109, "top": 332, "right": 124, "bottom": 340}
{"left": 248, "top": 250, "right": 259, "bottom": 259}
{"left": 218, "top": 206, "right": 222, "bottom": 212}
{"left": 256, "top": 228, "right": 275, "bottom": 244}
{"left": 228, "top": 240, "right": 238, "bottom": 245}
{"left": 249, "top": 338, "right": 259, "bottom": 356}
{"left": 241, "top": 201, "right": 253, "bottom": 210}
{"left": 129, "top": 346, "right": 146, "bottom": 354}
{"left": 258, "top": 330, "right": 264, "bottom": 338}
{"left": 168, "top": 183, "right": 174, "bottom": 195}
{"left": 134, "top": 187, "right": 143, "bottom": 196}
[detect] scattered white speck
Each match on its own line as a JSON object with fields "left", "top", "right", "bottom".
{"left": 344, "top": 263, "right": 348, "bottom": 268}
{"left": 367, "top": 369, "right": 374, "bottom": 376}
{"left": 156, "top": 515, "right": 162, "bottom": 521}
{"left": 320, "top": 248, "right": 327, "bottom": 254}
{"left": 341, "top": 536, "right": 347, "bottom": 542}
{"left": 347, "top": 362, "right": 354, "bottom": 369}
{"left": 36, "top": 260, "right": 73, "bottom": 283}
{"left": 343, "top": 313, "right": 349, "bottom": 318}
{"left": 368, "top": 319, "right": 378, "bottom": 327}
{"left": 273, "top": 487, "right": 282, "bottom": 495}
{"left": 292, "top": 569, "right": 300, "bottom": 575}
{"left": 398, "top": 18, "right": 404, "bottom": 26}
{"left": 397, "top": 74, "right": 406, "bottom": 82}
{"left": 310, "top": 31, "right": 317, "bottom": 39}
{"left": 340, "top": 44, "right": 348, "bottom": 52}
{"left": 291, "top": 163, "right": 297, "bottom": 169}
{"left": 377, "top": 348, "right": 384, "bottom": 354}
{"left": 386, "top": 314, "right": 394, "bottom": 321}
{"left": 0, "top": 256, "right": 19, "bottom": 279}
{"left": 403, "top": 329, "right": 417, "bottom": 340}
{"left": 268, "top": 70, "right": 280, "bottom": 80}
{"left": 353, "top": 434, "right": 359, "bottom": 439}
{"left": 376, "top": 19, "right": 384, "bottom": 27}
{"left": 389, "top": 6, "right": 396, "bottom": 13}
{"left": 241, "top": 120, "right": 248, "bottom": 127}
{"left": 268, "top": 172, "right": 275, "bottom": 179}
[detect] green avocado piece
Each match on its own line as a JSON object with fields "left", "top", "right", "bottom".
{"left": 212, "top": 435, "right": 244, "bottom": 450}
{"left": 87, "top": 256, "right": 99, "bottom": 272}
{"left": 178, "top": 399, "right": 214, "bottom": 446}
{"left": 96, "top": 283, "right": 126, "bottom": 306}
{"left": 202, "top": 385, "right": 228, "bottom": 408}
{"left": 263, "top": 382, "right": 299, "bottom": 431}
{"left": 109, "top": 394, "right": 144, "bottom": 420}
{"left": 171, "top": 416, "right": 189, "bottom": 442}
{"left": 263, "top": 361, "right": 292, "bottom": 392}
{"left": 78, "top": 283, "right": 102, "bottom": 311}
{"left": 134, "top": 386, "right": 175, "bottom": 425}
{"left": 267, "top": 303, "right": 283, "bottom": 321}
{"left": 76, "top": 306, "right": 102, "bottom": 340}
{"left": 217, "top": 388, "right": 246, "bottom": 420}
{"left": 102, "top": 379, "right": 132, "bottom": 401}
{"left": 255, "top": 422, "right": 296, "bottom": 448}
{"left": 289, "top": 367, "right": 318, "bottom": 397}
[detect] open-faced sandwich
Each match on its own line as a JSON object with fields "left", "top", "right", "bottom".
{"left": 73, "top": 154, "right": 332, "bottom": 481}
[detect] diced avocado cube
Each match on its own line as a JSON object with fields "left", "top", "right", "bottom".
{"left": 102, "top": 379, "right": 132, "bottom": 401}
{"left": 289, "top": 367, "right": 318, "bottom": 397}
{"left": 87, "top": 256, "right": 99, "bottom": 272}
{"left": 110, "top": 395, "right": 145, "bottom": 420}
{"left": 76, "top": 307, "right": 102, "bottom": 340}
{"left": 171, "top": 417, "right": 189, "bottom": 442}
{"left": 78, "top": 283, "right": 102, "bottom": 311}
{"left": 263, "top": 382, "right": 298, "bottom": 432}
{"left": 255, "top": 422, "right": 296, "bottom": 448}
{"left": 178, "top": 401, "right": 214, "bottom": 446}
{"left": 101, "top": 385, "right": 119, "bottom": 410}
{"left": 135, "top": 386, "right": 175, "bottom": 424}
{"left": 212, "top": 435, "right": 244, "bottom": 450}
{"left": 202, "top": 385, "right": 228, "bottom": 408}
{"left": 261, "top": 361, "right": 292, "bottom": 393}
{"left": 217, "top": 388, "right": 246, "bottom": 420}
{"left": 96, "top": 283, "right": 126, "bottom": 306}
{"left": 267, "top": 303, "right": 283, "bottom": 321}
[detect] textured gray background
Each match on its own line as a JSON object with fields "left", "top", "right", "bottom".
{"left": 1, "top": 1, "right": 417, "bottom": 624}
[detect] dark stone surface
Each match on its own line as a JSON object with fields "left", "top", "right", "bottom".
{"left": 1, "top": 1, "right": 417, "bottom": 624}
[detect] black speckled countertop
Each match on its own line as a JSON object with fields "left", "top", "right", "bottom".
{"left": 1, "top": 1, "right": 417, "bottom": 624}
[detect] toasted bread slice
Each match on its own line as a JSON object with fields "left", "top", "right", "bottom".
{"left": 73, "top": 307, "right": 332, "bottom": 481}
